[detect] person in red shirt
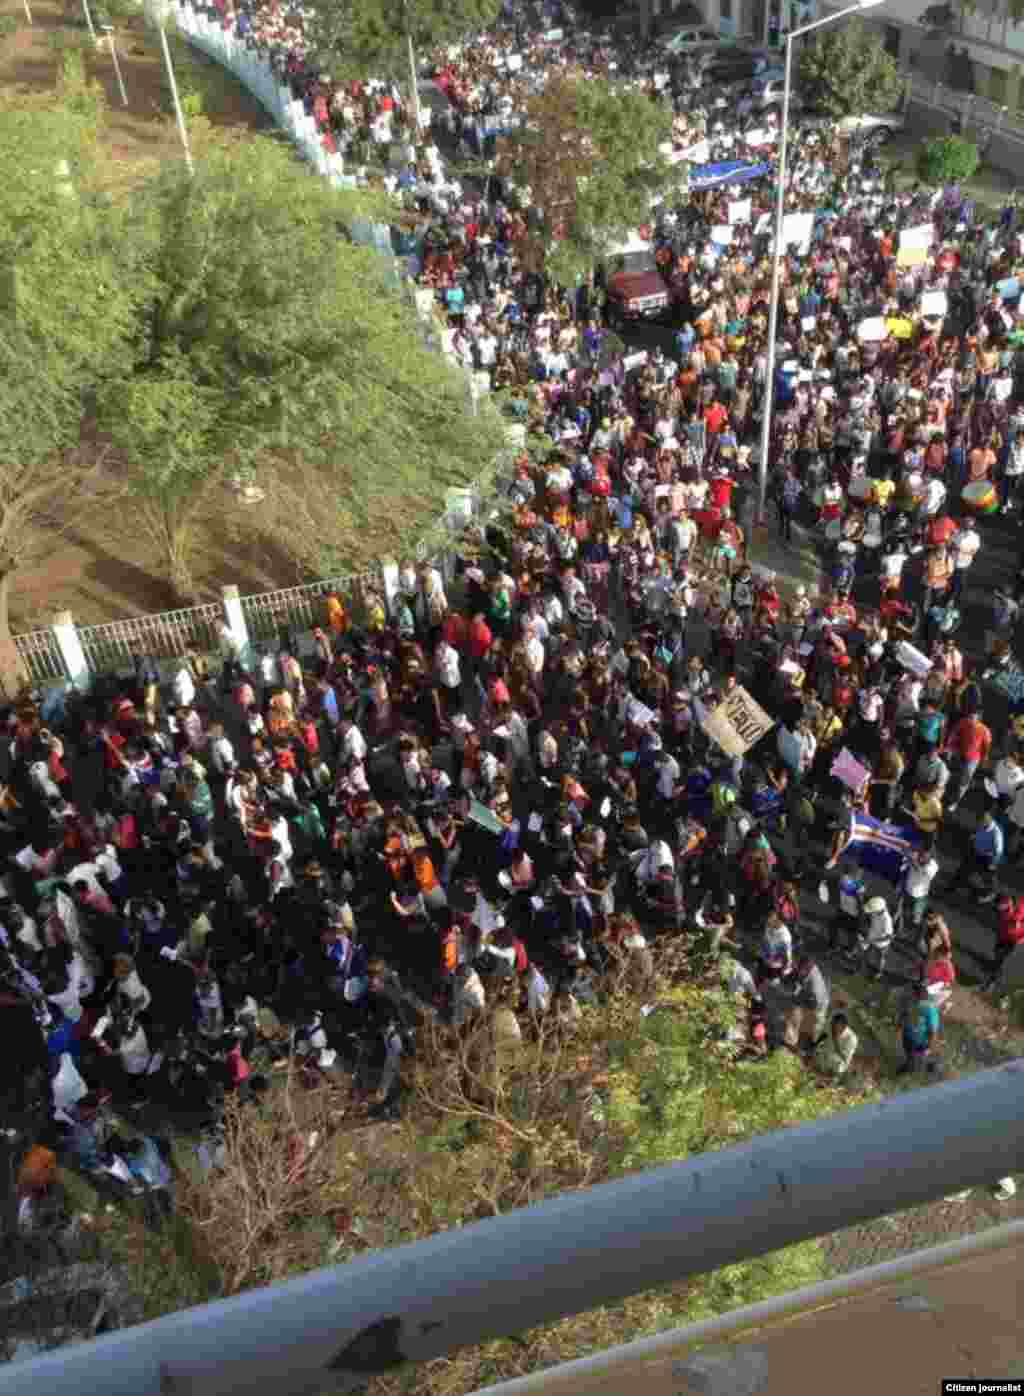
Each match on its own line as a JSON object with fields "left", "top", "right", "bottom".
{"left": 704, "top": 400, "right": 728, "bottom": 435}
{"left": 943, "top": 710, "right": 992, "bottom": 808}
{"left": 466, "top": 612, "right": 493, "bottom": 669}
{"left": 988, "top": 894, "right": 1024, "bottom": 987}
{"left": 442, "top": 611, "right": 469, "bottom": 653}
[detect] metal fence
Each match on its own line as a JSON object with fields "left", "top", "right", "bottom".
{"left": 12, "top": 629, "right": 68, "bottom": 686}
{"left": 237, "top": 573, "right": 377, "bottom": 645}
{"left": 75, "top": 605, "right": 225, "bottom": 675}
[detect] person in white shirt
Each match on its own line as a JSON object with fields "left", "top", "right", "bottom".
{"left": 655, "top": 749, "right": 681, "bottom": 801}
{"left": 902, "top": 845, "right": 939, "bottom": 941}
{"left": 634, "top": 839, "right": 674, "bottom": 886}
{"left": 950, "top": 522, "right": 980, "bottom": 598}
{"left": 170, "top": 663, "right": 196, "bottom": 709}
{"left": 817, "top": 1013, "right": 858, "bottom": 1078}
{"left": 880, "top": 541, "right": 908, "bottom": 592}
{"left": 451, "top": 964, "right": 486, "bottom": 1027}
{"left": 859, "top": 896, "right": 895, "bottom": 977}
{"left": 435, "top": 640, "right": 462, "bottom": 698}
{"left": 206, "top": 722, "right": 236, "bottom": 778}
{"left": 994, "top": 750, "right": 1024, "bottom": 801}
{"left": 918, "top": 475, "right": 946, "bottom": 519}
{"left": 338, "top": 719, "right": 368, "bottom": 765}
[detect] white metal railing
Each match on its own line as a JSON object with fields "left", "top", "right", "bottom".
{"left": 0, "top": 1060, "right": 1020, "bottom": 1396}
{"left": 12, "top": 628, "right": 68, "bottom": 684}
{"left": 75, "top": 604, "right": 224, "bottom": 672}
{"left": 237, "top": 574, "right": 377, "bottom": 644}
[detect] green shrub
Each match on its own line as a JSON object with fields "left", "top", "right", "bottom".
{"left": 0, "top": 14, "right": 19, "bottom": 37}
{"left": 47, "top": 26, "right": 88, "bottom": 51}
{"left": 916, "top": 134, "right": 980, "bottom": 185}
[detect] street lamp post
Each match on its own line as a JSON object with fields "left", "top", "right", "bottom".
{"left": 144, "top": 0, "right": 194, "bottom": 176}
{"left": 756, "top": 0, "right": 885, "bottom": 525}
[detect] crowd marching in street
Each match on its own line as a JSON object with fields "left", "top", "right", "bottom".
{"left": 4, "top": 0, "right": 1024, "bottom": 1231}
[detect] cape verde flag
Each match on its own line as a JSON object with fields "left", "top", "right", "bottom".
{"left": 846, "top": 810, "right": 923, "bottom": 885}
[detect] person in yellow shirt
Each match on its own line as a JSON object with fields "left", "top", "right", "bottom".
{"left": 907, "top": 782, "right": 944, "bottom": 836}
{"left": 873, "top": 475, "right": 896, "bottom": 510}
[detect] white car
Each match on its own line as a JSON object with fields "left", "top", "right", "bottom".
{"left": 658, "top": 25, "right": 731, "bottom": 55}
{"left": 759, "top": 90, "right": 905, "bottom": 141}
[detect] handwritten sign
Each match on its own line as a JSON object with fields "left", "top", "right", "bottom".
{"left": 701, "top": 686, "right": 774, "bottom": 759}
{"left": 729, "top": 198, "right": 752, "bottom": 225}
{"left": 781, "top": 211, "right": 814, "bottom": 254}
{"left": 897, "top": 245, "right": 928, "bottom": 268}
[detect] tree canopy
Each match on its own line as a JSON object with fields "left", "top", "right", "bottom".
{"left": 0, "top": 110, "right": 497, "bottom": 681}
{"left": 916, "top": 133, "right": 980, "bottom": 185}
{"left": 303, "top": 0, "right": 500, "bottom": 83}
{"left": 797, "top": 19, "right": 905, "bottom": 119}
{"left": 496, "top": 73, "right": 674, "bottom": 286}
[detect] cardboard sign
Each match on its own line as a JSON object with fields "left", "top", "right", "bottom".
{"left": 701, "top": 686, "right": 774, "bottom": 758}
{"left": 729, "top": 198, "right": 752, "bottom": 225}
{"left": 897, "top": 245, "right": 928, "bottom": 268}
{"left": 857, "top": 316, "right": 887, "bottom": 342}
{"left": 920, "top": 290, "right": 948, "bottom": 317}
{"left": 831, "top": 747, "right": 871, "bottom": 793}
{"left": 711, "top": 224, "right": 733, "bottom": 245}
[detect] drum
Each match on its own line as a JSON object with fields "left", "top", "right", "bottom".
{"left": 962, "top": 480, "right": 999, "bottom": 516}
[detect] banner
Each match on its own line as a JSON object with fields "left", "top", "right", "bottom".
{"left": 845, "top": 810, "right": 923, "bottom": 885}
{"left": 700, "top": 686, "right": 774, "bottom": 758}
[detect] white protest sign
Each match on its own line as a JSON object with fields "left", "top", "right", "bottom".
{"left": 801, "top": 315, "right": 816, "bottom": 332}
{"left": 729, "top": 198, "right": 752, "bottom": 225}
{"left": 623, "top": 350, "right": 648, "bottom": 373}
{"left": 711, "top": 224, "right": 733, "bottom": 245}
{"left": 755, "top": 212, "right": 771, "bottom": 234}
{"left": 745, "top": 127, "right": 768, "bottom": 146}
{"left": 781, "top": 211, "right": 814, "bottom": 254}
{"left": 701, "top": 686, "right": 775, "bottom": 759}
{"left": 681, "top": 139, "right": 710, "bottom": 163}
{"left": 857, "top": 316, "right": 887, "bottom": 343}
{"left": 506, "top": 53, "right": 523, "bottom": 70}
{"left": 899, "top": 223, "right": 933, "bottom": 252}
{"left": 921, "top": 290, "right": 948, "bottom": 317}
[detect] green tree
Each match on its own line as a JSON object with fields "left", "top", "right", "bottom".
{"left": 303, "top": 0, "right": 500, "bottom": 89}
{"left": 496, "top": 73, "right": 674, "bottom": 286}
{"left": 798, "top": 19, "right": 905, "bottom": 119}
{"left": 0, "top": 99, "right": 151, "bottom": 688}
{"left": 916, "top": 133, "right": 980, "bottom": 184}
{"left": 98, "top": 138, "right": 496, "bottom": 595}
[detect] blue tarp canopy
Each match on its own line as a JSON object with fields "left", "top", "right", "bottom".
{"left": 689, "top": 159, "right": 771, "bottom": 191}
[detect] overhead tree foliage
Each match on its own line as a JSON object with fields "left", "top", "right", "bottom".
{"left": 98, "top": 137, "right": 497, "bottom": 595}
{"left": 916, "top": 133, "right": 980, "bottom": 184}
{"left": 0, "top": 98, "right": 152, "bottom": 690}
{"left": 303, "top": 0, "right": 500, "bottom": 84}
{"left": 797, "top": 19, "right": 905, "bottom": 119}
{"left": 496, "top": 73, "right": 674, "bottom": 286}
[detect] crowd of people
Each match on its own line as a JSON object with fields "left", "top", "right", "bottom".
{"left": 6, "top": 0, "right": 1024, "bottom": 1231}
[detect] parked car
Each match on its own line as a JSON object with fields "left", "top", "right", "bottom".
{"left": 659, "top": 25, "right": 733, "bottom": 55}
{"left": 758, "top": 89, "right": 906, "bottom": 142}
